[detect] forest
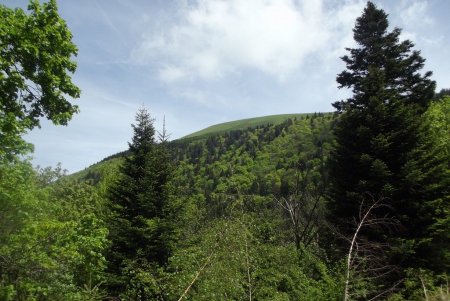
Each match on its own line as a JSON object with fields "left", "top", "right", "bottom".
{"left": 0, "top": 1, "right": 449, "bottom": 300}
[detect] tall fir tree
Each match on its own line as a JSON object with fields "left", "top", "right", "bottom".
{"left": 106, "top": 108, "right": 178, "bottom": 299}
{"left": 328, "top": 1, "right": 441, "bottom": 272}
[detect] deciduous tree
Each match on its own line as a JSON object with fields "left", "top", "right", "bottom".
{"left": 0, "top": 0, "right": 80, "bottom": 160}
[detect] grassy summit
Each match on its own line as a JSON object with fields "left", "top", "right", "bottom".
{"left": 182, "top": 113, "right": 310, "bottom": 139}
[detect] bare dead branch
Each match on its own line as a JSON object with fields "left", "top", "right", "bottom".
{"left": 343, "top": 196, "right": 399, "bottom": 301}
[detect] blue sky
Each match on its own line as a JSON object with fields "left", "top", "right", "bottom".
{"left": 3, "top": 0, "right": 450, "bottom": 172}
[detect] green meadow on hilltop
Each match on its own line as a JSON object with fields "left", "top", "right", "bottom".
{"left": 182, "top": 113, "right": 312, "bottom": 139}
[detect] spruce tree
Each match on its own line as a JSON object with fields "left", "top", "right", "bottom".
{"left": 328, "top": 1, "right": 438, "bottom": 270}
{"left": 106, "top": 108, "right": 178, "bottom": 298}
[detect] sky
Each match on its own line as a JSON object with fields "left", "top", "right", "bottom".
{"left": 2, "top": 0, "right": 450, "bottom": 173}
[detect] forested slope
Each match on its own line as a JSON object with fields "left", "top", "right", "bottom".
{"left": 73, "top": 112, "right": 332, "bottom": 187}
{"left": 75, "top": 113, "right": 333, "bottom": 196}
{"left": 73, "top": 112, "right": 342, "bottom": 300}
{"left": 181, "top": 113, "right": 310, "bottom": 139}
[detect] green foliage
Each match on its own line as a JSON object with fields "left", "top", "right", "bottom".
{"left": 0, "top": 2, "right": 446, "bottom": 299}
{"left": 0, "top": 3, "right": 446, "bottom": 301}
{"left": 434, "top": 88, "right": 450, "bottom": 100}
{"left": 0, "top": 161, "right": 108, "bottom": 300}
{"left": 171, "top": 114, "right": 333, "bottom": 201}
{"left": 0, "top": 2, "right": 106, "bottom": 299}
{"left": 328, "top": 1, "right": 439, "bottom": 277}
{"left": 66, "top": 97, "right": 446, "bottom": 300}
{"left": 388, "top": 269, "right": 449, "bottom": 301}
{"left": 401, "top": 96, "right": 450, "bottom": 271}
{"left": 0, "top": 0, "right": 80, "bottom": 127}
{"left": 165, "top": 214, "right": 344, "bottom": 301}
{"left": 0, "top": 0, "right": 80, "bottom": 161}
{"left": 69, "top": 157, "right": 123, "bottom": 187}
{"left": 69, "top": 113, "right": 339, "bottom": 300}
{"left": 106, "top": 108, "right": 181, "bottom": 299}
{"left": 0, "top": 112, "right": 33, "bottom": 162}
{"left": 158, "top": 115, "right": 338, "bottom": 300}
{"left": 183, "top": 113, "right": 312, "bottom": 139}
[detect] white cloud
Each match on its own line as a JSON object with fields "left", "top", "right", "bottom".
{"left": 159, "top": 65, "right": 187, "bottom": 82}
{"left": 326, "top": 0, "right": 365, "bottom": 58}
{"left": 394, "top": 0, "right": 435, "bottom": 42}
{"left": 400, "top": 0, "right": 433, "bottom": 27}
{"left": 175, "top": 89, "right": 209, "bottom": 106}
{"left": 131, "top": 0, "right": 365, "bottom": 82}
{"left": 169, "top": 87, "right": 231, "bottom": 108}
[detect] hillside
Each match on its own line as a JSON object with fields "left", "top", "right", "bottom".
{"left": 9, "top": 101, "right": 449, "bottom": 301}
{"left": 169, "top": 111, "right": 335, "bottom": 204}
{"left": 66, "top": 112, "right": 339, "bottom": 299}
{"left": 182, "top": 113, "right": 313, "bottom": 139}
{"left": 70, "top": 112, "right": 326, "bottom": 182}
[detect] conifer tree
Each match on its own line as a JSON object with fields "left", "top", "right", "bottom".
{"left": 106, "top": 108, "right": 178, "bottom": 298}
{"left": 328, "top": 1, "right": 438, "bottom": 270}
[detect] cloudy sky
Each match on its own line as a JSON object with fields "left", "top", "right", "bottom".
{"left": 3, "top": 0, "right": 450, "bottom": 172}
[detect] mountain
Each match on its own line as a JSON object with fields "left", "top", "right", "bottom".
{"left": 63, "top": 111, "right": 340, "bottom": 299}
{"left": 168, "top": 111, "right": 335, "bottom": 210}
{"left": 182, "top": 113, "right": 311, "bottom": 139}
{"left": 70, "top": 111, "right": 335, "bottom": 213}
{"left": 70, "top": 113, "right": 330, "bottom": 183}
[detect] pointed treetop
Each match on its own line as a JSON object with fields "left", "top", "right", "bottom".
{"left": 354, "top": 1, "right": 389, "bottom": 46}
{"left": 129, "top": 106, "right": 155, "bottom": 151}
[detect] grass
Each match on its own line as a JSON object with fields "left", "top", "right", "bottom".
{"left": 181, "top": 113, "right": 313, "bottom": 139}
